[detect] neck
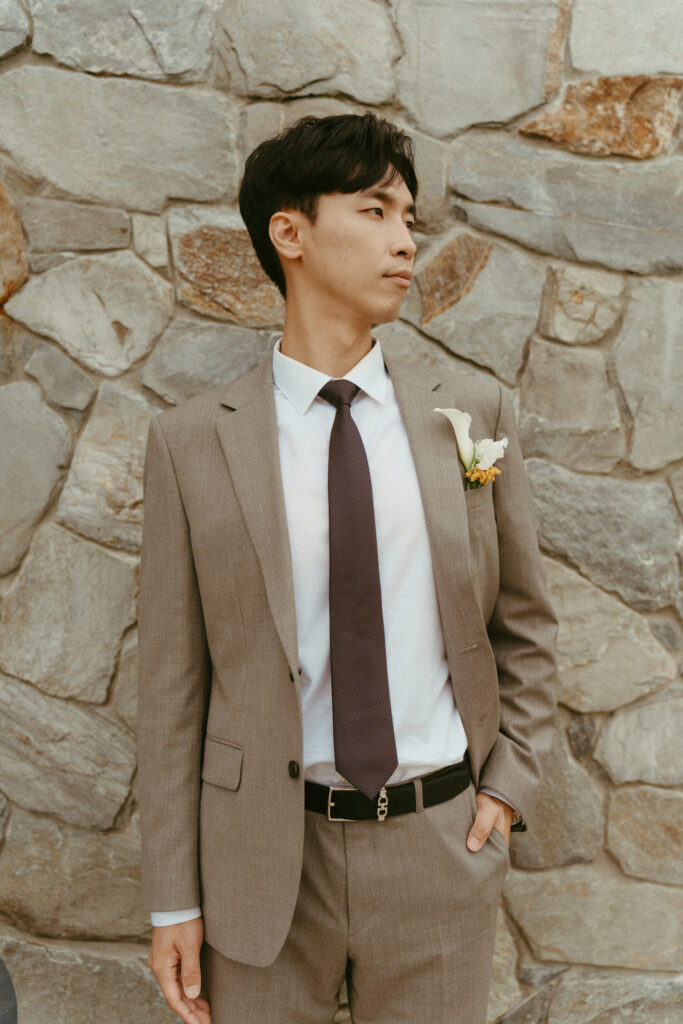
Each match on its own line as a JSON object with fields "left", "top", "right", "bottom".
{"left": 279, "top": 290, "right": 375, "bottom": 377}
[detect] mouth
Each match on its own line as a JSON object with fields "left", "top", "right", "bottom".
{"left": 384, "top": 273, "right": 412, "bottom": 287}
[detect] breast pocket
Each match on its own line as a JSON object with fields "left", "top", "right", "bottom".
{"left": 201, "top": 735, "right": 244, "bottom": 790}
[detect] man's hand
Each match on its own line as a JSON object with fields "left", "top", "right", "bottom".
{"left": 147, "top": 917, "right": 211, "bottom": 1024}
{"left": 466, "top": 791, "right": 513, "bottom": 852}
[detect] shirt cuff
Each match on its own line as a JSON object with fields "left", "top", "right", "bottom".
{"left": 150, "top": 906, "right": 203, "bottom": 927}
{"left": 478, "top": 787, "right": 523, "bottom": 826}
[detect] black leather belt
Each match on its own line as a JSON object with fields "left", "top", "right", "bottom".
{"left": 305, "top": 751, "right": 472, "bottom": 822}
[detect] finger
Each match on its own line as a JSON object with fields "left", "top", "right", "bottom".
{"left": 158, "top": 961, "right": 205, "bottom": 1024}
{"left": 467, "top": 804, "right": 497, "bottom": 852}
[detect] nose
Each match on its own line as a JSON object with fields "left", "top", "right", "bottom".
{"left": 391, "top": 224, "right": 417, "bottom": 260}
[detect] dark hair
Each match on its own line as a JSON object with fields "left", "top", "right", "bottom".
{"left": 238, "top": 112, "right": 418, "bottom": 298}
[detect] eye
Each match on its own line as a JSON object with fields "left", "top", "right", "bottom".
{"left": 366, "top": 207, "right": 384, "bottom": 218}
{"left": 405, "top": 221, "right": 415, "bottom": 231}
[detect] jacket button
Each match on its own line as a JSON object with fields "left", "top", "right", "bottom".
{"left": 288, "top": 760, "right": 300, "bottom": 779}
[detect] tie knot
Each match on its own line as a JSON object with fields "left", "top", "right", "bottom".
{"left": 318, "top": 379, "right": 360, "bottom": 409}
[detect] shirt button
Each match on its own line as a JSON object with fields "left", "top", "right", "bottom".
{"left": 288, "top": 760, "right": 300, "bottom": 779}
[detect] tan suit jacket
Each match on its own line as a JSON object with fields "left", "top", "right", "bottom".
{"left": 137, "top": 348, "right": 559, "bottom": 967}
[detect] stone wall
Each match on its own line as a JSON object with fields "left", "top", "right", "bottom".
{"left": 0, "top": 2, "right": 681, "bottom": 1021}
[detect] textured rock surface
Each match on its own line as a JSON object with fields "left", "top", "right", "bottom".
{"left": 218, "top": 0, "right": 399, "bottom": 103}
{"left": 519, "top": 338, "right": 625, "bottom": 470}
{"left": 450, "top": 131, "right": 683, "bottom": 273}
{"left": 505, "top": 864, "right": 683, "bottom": 969}
{"left": 509, "top": 726, "right": 604, "bottom": 869}
{"left": 545, "top": 559, "right": 675, "bottom": 713}
{"left": 0, "top": 666, "right": 136, "bottom": 829}
{"left": 0, "top": 180, "right": 29, "bottom": 304}
{"left": 0, "top": 922, "right": 174, "bottom": 1023}
{"left": 0, "top": 805, "right": 147, "bottom": 939}
{"left": 141, "top": 318, "right": 273, "bottom": 405}
{"left": 538, "top": 264, "right": 625, "bottom": 344}
{"left": 526, "top": 459, "right": 680, "bottom": 611}
{"left": 606, "top": 785, "right": 683, "bottom": 886}
{"left": 0, "top": 522, "right": 137, "bottom": 703}
{"left": 0, "top": 382, "right": 71, "bottom": 575}
{"left": 391, "top": 0, "right": 558, "bottom": 137}
{"left": 547, "top": 966, "right": 683, "bottom": 1024}
{"left": 594, "top": 687, "right": 683, "bottom": 786}
{"left": 112, "top": 630, "right": 138, "bottom": 733}
{"left": 169, "top": 205, "right": 285, "bottom": 327}
{"left": 613, "top": 277, "right": 683, "bottom": 471}
{"left": 570, "top": 0, "right": 683, "bottom": 77}
{"left": 30, "top": 0, "right": 215, "bottom": 81}
{"left": 5, "top": 250, "right": 174, "bottom": 376}
{"left": 131, "top": 213, "right": 169, "bottom": 270}
{"left": 0, "top": 66, "right": 237, "bottom": 212}
{"left": 23, "top": 342, "right": 97, "bottom": 412}
{"left": 17, "top": 197, "right": 130, "bottom": 254}
{"left": 520, "top": 76, "right": 683, "bottom": 158}
{"left": 0, "top": 0, "right": 29, "bottom": 58}
{"left": 56, "top": 382, "right": 157, "bottom": 552}
{"left": 402, "top": 231, "right": 545, "bottom": 383}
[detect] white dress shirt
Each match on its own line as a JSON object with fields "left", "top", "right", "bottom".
{"left": 151, "top": 335, "right": 515, "bottom": 927}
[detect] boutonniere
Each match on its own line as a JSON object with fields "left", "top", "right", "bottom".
{"left": 433, "top": 408, "right": 508, "bottom": 489}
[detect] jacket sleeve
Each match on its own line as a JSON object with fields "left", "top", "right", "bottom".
{"left": 478, "top": 383, "right": 560, "bottom": 831}
{"left": 137, "top": 414, "right": 212, "bottom": 911}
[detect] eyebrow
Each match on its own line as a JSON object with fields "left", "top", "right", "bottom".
{"left": 358, "top": 188, "right": 416, "bottom": 218}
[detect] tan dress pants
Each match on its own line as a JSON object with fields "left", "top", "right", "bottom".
{"left": 199, "top": 778, "right": 509, "bottom": 1024}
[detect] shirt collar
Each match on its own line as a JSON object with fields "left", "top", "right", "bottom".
{"left": 272, "top": 334, "right": 388, "bottom": 416}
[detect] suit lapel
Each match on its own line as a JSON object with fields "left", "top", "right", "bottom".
{"left": 214, "top": 346, "right": 487, "bottom": 689}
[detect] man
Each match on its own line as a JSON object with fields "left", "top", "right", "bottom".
{"left": 138, "top": 112, "right": 559, "bottom": 1024}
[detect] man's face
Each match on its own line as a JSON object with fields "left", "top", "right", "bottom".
{"left": 292, "top": 174, "right": 417, "bottom": 326}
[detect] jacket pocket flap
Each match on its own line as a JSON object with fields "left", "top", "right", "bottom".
{"left": 201, "top": 736, "right": 243, "bottom": 790}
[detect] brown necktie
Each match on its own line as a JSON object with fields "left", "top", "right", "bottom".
{"left": 318, "top": 379, "right": 398, "bottom": 800}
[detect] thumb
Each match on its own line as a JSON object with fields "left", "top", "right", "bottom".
{"left": 180, "top": 945, "right": 202, "bottom": 999}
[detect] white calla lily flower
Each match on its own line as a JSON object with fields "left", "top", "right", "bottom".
{"left": 433, "top": 408, "right": 475, "bottom": 469}
{"left": 473, "top": 437, "right": 508, "bottom": 471}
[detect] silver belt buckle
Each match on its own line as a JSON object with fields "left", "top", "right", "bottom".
{"left": 377, "top": 786, "right": 389, "bottom": 821}
{"left": 327, "top": 786, "right": 354, "bottom": 822}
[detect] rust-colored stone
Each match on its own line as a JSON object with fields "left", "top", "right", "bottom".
{"left": 175, "top": 225, "right": 284, "bottom": 327}
{"left": 0, "top": 181, "right": 29, "bottom": 305}
{"left": 418, "top": 232, "right": 492, "bottom": 326}
{"left": 521, "top": 76, "right": 683, "bottom": 159}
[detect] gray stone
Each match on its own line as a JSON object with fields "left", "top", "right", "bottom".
{"left": 526, "top": 459, "right": 680, "bottom": 611}
{"left": 218, "top": 0, "right": 399, "bottom": 104}
{"left": 238, "top": 97, "right": 357, "bottom": 170}
{"left": 547, "top": 966, "right": 683, "bottom": 1024}
{"left": 56, "top": 382, "right": 157, "bottom": 553}
{"left": 650, "top": 619, "right": 682, "bottom": 653}
{"left": 487, "top": 910, "right": 522, "bottom": 1024}
{"left": 141, "top": 317, "right": 273, "bottom": 405}
{"left": 0, "top": 793, "right": 9, "bottom": 843}
{"left": 0, "top": 381, "right": 70, "bottom": 576}
{"left": 505, "top": 864, "right": 683, "bottom": 969}
{"left": 402, "top": 126, "right": 448, "bottom": 230}
{"left": 30, "top": 0, "right": 214, "bottom": 81}
{"left": 670, "top": 465, "right": 683, "bottom": 516}
{"left": 519, "top": 339, "right": 625, "bottom": 470}
{"left": 497, "top": 985, "right": 554, "bottom": 1024}
{"left": 5, "top": 250, "right": 174, "bottom": 376}
{"left": 374, "top": 320, "right": 486, "bottom": 377}
{"left": 571, "top": 1, "right": 683, "bottom": 77}
{"left": 545, "top": 559, "right": 676, "bottom": 712}
{"left": 0, "top": 66, "right": 237, "bottom": 212}
{"left": 509, "top": 726, "right": 603, "bottom": 869}
{"left": 0, "top": 522, "right": 137, "bottom": 704}
{"left": 607, "top": 785, "right": 683, "bottom": 886}
{"left": 402, "top": 230, "right": 545, "bottom": 384}
{"left": 168, "top": 205, "right": 285, "bottom": 327}
{"left": 390, "top": 0, "right": 558, "bottom": 137}
{"left": 0, "top": 178, "right": 29, "bottom": 305}
{"left": 0, "top": 666, "right": 136, "bottom": 829}
{"left": 23, "top": 342, "right": 97, "bottom": 412}
{"left": 594, "top": 687, "right": 683, "bottom": 786}
{"left": 0, "top": 0, "right": 29, "bottom": 58}
{"left": 566, "top": 716, "right": 598, "bottom": 761}
{"left": 16, "top": 197, "right": 130, "bottom": 253}
{"left": 0, "top": 805, "right": 147, "bottom": 939}
{"left": 131, "top": 213, "right": 169, "bottom": 269}
{"left": 538, "top": 264, "right": 625, "bottom": 344}
{"left": 613, "top": 277, "right": 683, "bottom": 471}
{"left": 112, "top": 630, "right": 138, "bottom": 733}
{"left": 449, "top": 131, "right": 683, "bottom": 273}
{"left": 0, "top": 921, "right": 180, "bottom": 1024}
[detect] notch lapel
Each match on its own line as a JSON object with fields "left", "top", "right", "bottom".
{"left": 216, "top": 355, "right": 300, "bottom": 681}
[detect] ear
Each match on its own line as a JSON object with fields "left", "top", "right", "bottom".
{"left": 269, "top": 209, "right": 306, "bottom": 264}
